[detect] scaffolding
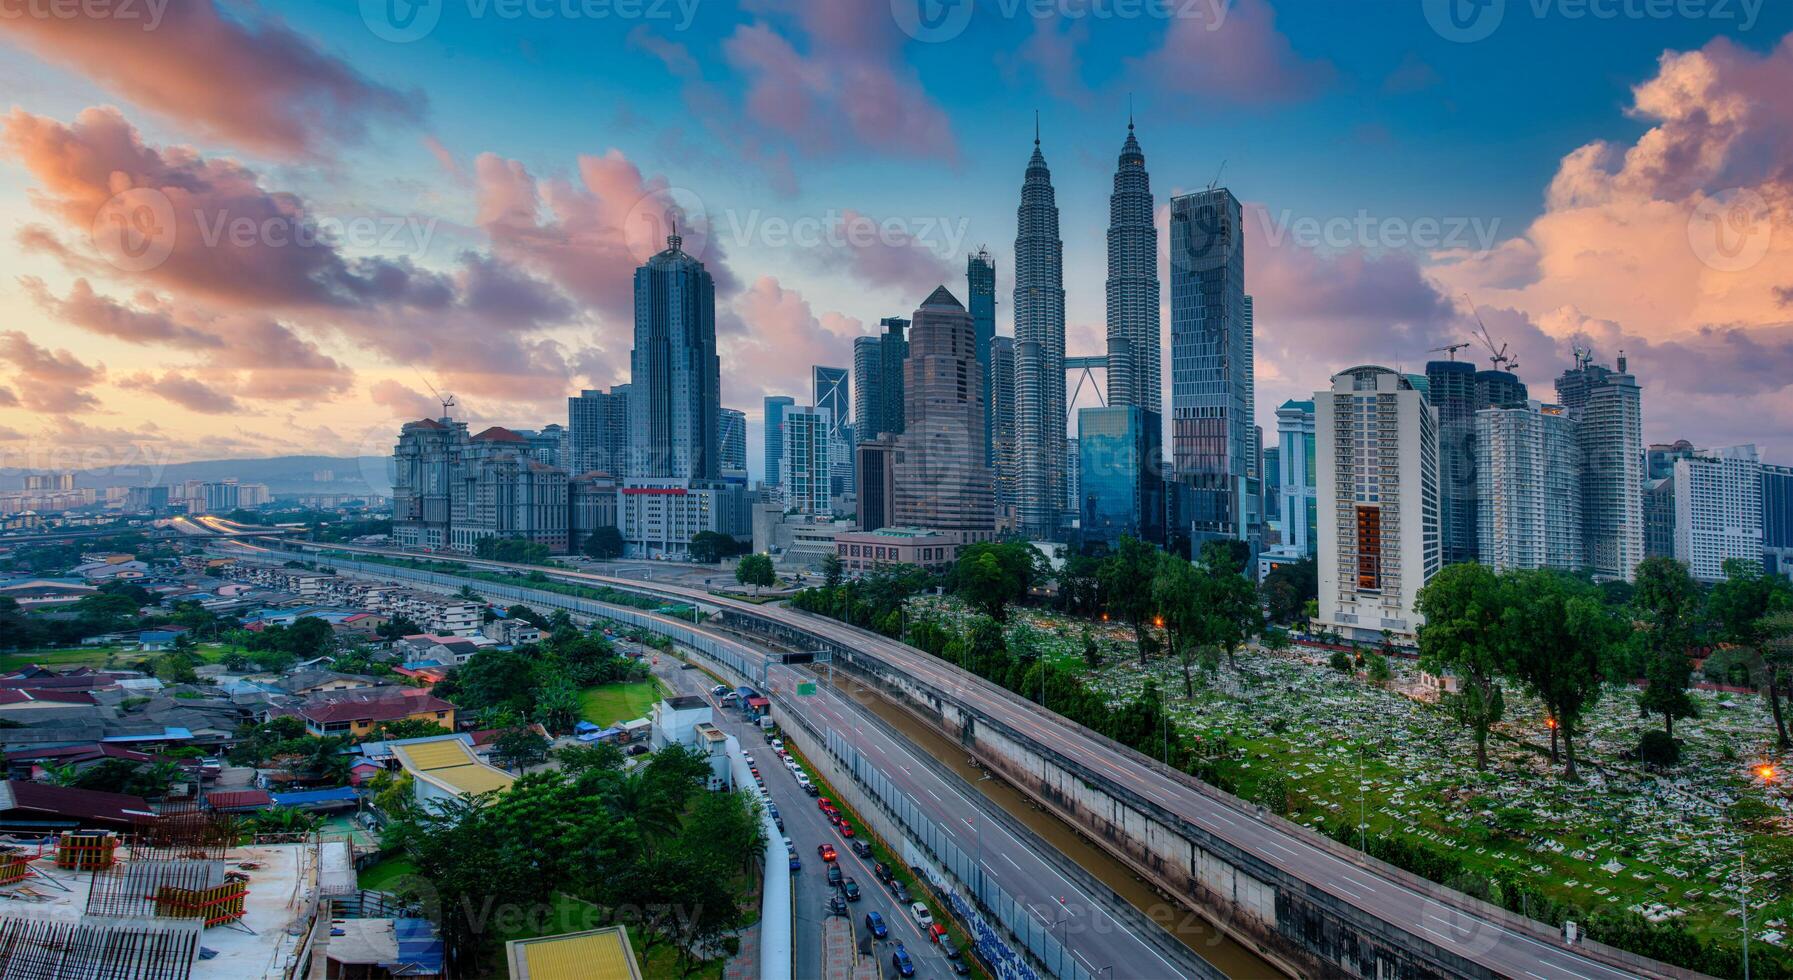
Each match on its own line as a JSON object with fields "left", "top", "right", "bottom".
{"left": 85, "top": 859, "right": 223, "bottom": 919}
{"left": 130, "top": 805, "right": 236, "bottom": 863}
{"left": 0, "top": 915, "right": 201, "bottom": 980}
{"left": 56, "top": 830, "right": 120, "bottom": 871}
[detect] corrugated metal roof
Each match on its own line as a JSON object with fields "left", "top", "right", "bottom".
{"left": 507, "top": 926, "right": 641, "bottom": 980}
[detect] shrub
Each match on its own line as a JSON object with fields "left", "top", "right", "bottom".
{"left": 1636, "top": 730, "right": 1680, "bottom": 767}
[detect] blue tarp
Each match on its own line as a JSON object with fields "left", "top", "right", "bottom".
{"left": 573, "top": 721, "right": 601, "bottom": 734}
{"left": 102, "top": 727, "right": 193, "bottom": 743}
{"left": 381, "top": 918, "right": 445, "bottom": 977}
{"left": 271, "top": 786, "right": 360, "bottom": 806}
{"left": 578, "top": 727, "right": 623, "bottom": 743}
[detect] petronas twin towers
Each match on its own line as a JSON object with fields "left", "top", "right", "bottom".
{"left": 1011, "top": 117, "right": 1160, "bottom": 537}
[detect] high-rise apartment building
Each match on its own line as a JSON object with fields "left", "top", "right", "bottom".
{"left": 718, "top": 408, "right": 747, "bottom": 474}
{"left": 1077, "top": 404, "right": 1164, "bottom": 546}
{"left": 394, "top": 416, "right": 466, "bottom": 550}
{"left": 450, "top": 427, "right": 570, "bottom": 554}
{"left": 1426, "top": 360, "right": 1529, "bottom": 565}
{"left": 853, "top": 318, "right": 908, "bottom": 444}
{"left": 1763, "top": 463, "right": 1793, "bottom": 581}
{"left": 893, "top": 286, "right": 995, "bottom": 542}
{"left": 781, "top": 406, "right": 833, "bottom": 516}
{"left": 1274, "top": 399, "right": 1317, "bottom": 558}
{"left": 855, "top": 437, "right": 897, "bottom": 533}
{"left": 1556, "top": 353, "right": 1644, "bottom": 581}
{"left": 1648, "top": 440, "right": 1697, "bottom": 481}
{"left": 968, "top": 249, "right": 997, "bottom": 465}
{"left": 1673, "top": 445, "right": 1763, "bottom": 582}
{"left": 629, "top": 231, "right": 719, "bottom": 480}
{"left": 569, "top": 388, "right": 628, "bottom": 475}
{"left": 814, "top": 365, "right": 853, "bottom": 496}
{"left": 989, "top": 336, "right": 1019, "bottom": 525}
{"left": 1013, "top": 128, "right": 1066, "bottom": 538}
{"left": 1475, "top": 402, "right": 1582, "bottom": 572}
{"left": 1169, "top": 187, "right": 1253, "bottom": 550}
{"left": 763, "top": 396, "right": 795, "bottom": 488}
{"left": 1314, "top": 366, "right": 1441, "bottom": 643}
{"left": 1104, "top": 120, "right": 1160, "bottom": 415}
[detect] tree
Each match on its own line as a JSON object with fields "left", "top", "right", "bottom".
{"left": 1707, "top": 559, "right": 1788, "bottom": 645}
{"left": 1416, "top": 562, "right": 1509, "bottom": 770}
{"left": 1367, "top": 652, "right": 1393, "bottom": 687}
{"left": 367, "top": 718, "right": 451, "bottom": 742}
{"left": 1207, "top": 571, "right": 1262, "bottom": 669}
{"left": 688, "top": 531, "right": 747, "bottom": 564}
{"left": 821, "top": 552, "right": 844, "bottom": 590}
{"left": 1633, "top": 557, "right": 1702, "bottom": 739}
{"left": 1153, "top": 556, "right": 1216, "bottom": 699}
{"left": 949, "top": 542, "right": 1040, "bottom": 623}
{"left": 736, "top": 553, "right": 776, "bottom": 594}
{"left": 376, "top": 615, "right": 424, "bottom": 641}
{"left": 582, "top": 525, "right": 626, "bottom": 560}
{"left": 1197, "top": 539, "right": 1252, "bottom": 577}
{"left": 1504, "top": 570, "right": 1623, "bottom": 780}
{"left": 1759, "top": 611, "right": 1793, "bottom": 749}
{"left": 492, "top": 727, "right": 551, "bottom": 770}
{"left": 1098, "top": 536, "right": 1161, "bottom": 664}
{"left": 1081, "top": 629, "right": 1103, "bottom": 669}
{"left": 475, "top": 537, "right": 551, "bottom": 564}
{"left": 1262, "top": 558, "right": 1318, "bottom": 626}
{"left": 534, "top": 679, "right": 583, "bottom": 734}
{"left": 153, "top": 651, "right": 198, "bottom": 684}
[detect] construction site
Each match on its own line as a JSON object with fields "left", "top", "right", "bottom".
{"left": 0, "top": 806, "right": 442, "bottom": 979}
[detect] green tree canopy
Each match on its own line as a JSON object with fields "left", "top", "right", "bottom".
{"left": 1416, "top": 562, "right": 1510, "bottom": 770}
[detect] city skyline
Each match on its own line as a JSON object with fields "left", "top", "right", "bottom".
{"left": 2, "top": 3, "right": 1792, "bottom": 484}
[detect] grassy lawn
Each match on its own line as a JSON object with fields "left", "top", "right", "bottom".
{"left": 357, "top": 855, "right": 418, "bottom": 891}
{"left": 579, "top": 679, "right": 667, "bottom": 726}
{"left": 0, "top": 642, "right": 230, "bottom": 673}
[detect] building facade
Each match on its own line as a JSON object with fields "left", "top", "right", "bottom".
{"left": 1314, "top": 366, "right": 1441, "bottom": 644}
{"left": 629, "top": 232, "right": 720, "bottom": 481}
{"left": 393, "top": 417, "right": 467, "bottom": 550}
{"left": 853, "top": 317, "right": 908, "bottom": 444}
{"left": 1104, "top": 121, "right": 1160, "bottom": 415}
{"left": 967, "top": 249, "right": 996, "bottom": 465}
{"left": 1013, "top": 132, "right": 1067, "bottom": 538}
{"left": 1077, "top": 404, "right": 1164, "bottom": 546}
{"left": 1556, "top": 353, "right": 1644, "bottom": 581}
{"left": 1274, "top": 399, "right": 1318, "bottom": 559}
{"left": 1764, "top": 463, "right": 1793, "bottom": 581}
{"left": 1169, "top": 187, "right": 1254, "bottom": 550}
{"left": 892, "top": 286, "right": 996, "bottom": 542}
{"left": 717, "top": 408, "right": 747, "bottom": 474}
{"left": 762, "top": 396, "right": 794, "bottom": 489}
{"left": 449, "top": 427, "right": 570, "bottom": 554}
{"left": 1475, "top": 402, "right": 1582, "bottom": 572}
{"left": 989, "top": 335, "right": 1018, "bottom": 526}
{"left": 568, "top": 388, "right": 626, "bottom": 475}
{"left": 1673, "top": 445, "right": 1763, "bottom": 582}
{"left": 780, "top": 406, "right": 833, "bottom": 516}
{"left": 569, "top": 472, "right": 620, "bottom": 553}
{"left": 618, "top": 481, "right": 750, "bottom": 560}
{"left": 1426, "top": 360, "right": 1529, "bottom": 566}
{"left": 855, "top": 437, "right": 897, "bottom": 532}
{"left": 835, "top": 527, "right": 960, "bottom": 575}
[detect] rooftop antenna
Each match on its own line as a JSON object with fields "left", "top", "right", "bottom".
{"left": 419, "top": 376, "right": 456, "bottom": 421}
{"left": 1207, "top": 159, "right": 1227, "bottom": 192}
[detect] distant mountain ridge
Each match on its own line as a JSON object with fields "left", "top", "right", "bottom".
{"left": 2, "top": 456, "right": 394, "bottom": 496}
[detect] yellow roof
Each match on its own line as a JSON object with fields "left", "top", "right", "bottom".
{"left": 507, "top": 926, "right": 641, "bottom": 980}
{"left": 393, "top": 739, "right": 515, "bottom": 796}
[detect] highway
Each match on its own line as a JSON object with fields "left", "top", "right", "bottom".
{"left": 245, "top": 537, "right": 1655, "bottom": 979}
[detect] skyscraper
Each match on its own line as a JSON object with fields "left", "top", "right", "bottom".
{"left": 813, "top": 367, "right": 850, "bottom": 446}
{"left": 1673, "top": 445, "right": 1763, "bottom": 582}
{"left": 1556, "top": 352, "right": 1644, "bottom": 581}
{"left": 1426, "top": 359, "right": 1528, "bottom": 565}
{"left": 1763, "top": 463, "right": 1793, "bottom": 581}
{"left": 989, "top": 335, "right": 1019, "bottom": 523}
{"left": 854, "top": 318, "right": 908, "bottom": 443}
{"left": 1078, "top": 404, "right": 1163, "bottom": 546}
{"left": 629, "top": 230, "right": 719, "bottom": 481}
{"left": 1104, "top": 119, "right": 1159, "bottom": 414}
{"left": 1476, "top": 401, "right": 1582, "bottom": 572}
{"left": 893, "top": 286, "right": 995, "bottom": 541}
{"left": 1314, "top": 366, "right": 1441, "bottom": 643}
{"left": 1169, "top": 187, "right": 1252, "bottom": 548}
{"left": 763, "top": 395, "right": 794, "bottom": 488}
{"left": 1013, "top": 124, "right": 1066, "bottom": 538}
{"left": 1274, "top": 399, "right": 1317, "bottom": 559}
{"left": 967, "top": 249, "right": 996, "bottom": 464}
{"left": 718, "top": 407, "right": 747, "bottom": 473}
{"left": 781, "top": 406, "right": 833, "bottom": 515}
{"left": 568, "top": 388, "right": 628, "bottom": 475}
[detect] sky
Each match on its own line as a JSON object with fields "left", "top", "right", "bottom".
{"left": 1, "top": 0, "right": 1791, "bottom": 484}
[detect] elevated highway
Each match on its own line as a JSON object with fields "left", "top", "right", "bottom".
{"left": 243, "top": 540, "right": 1690, "bottom": 980}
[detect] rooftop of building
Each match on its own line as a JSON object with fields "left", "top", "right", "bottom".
{"left": 506, "top": 925, "right": 643, "bottom": 980}
{"left": 840, "top": 526, "right": 950, "bottom": 540}
{"left": 391, "top": 737, "right": 514, "bottom": 797}
{"left": 661, "top": 695, "right": 709, "bottom": 711}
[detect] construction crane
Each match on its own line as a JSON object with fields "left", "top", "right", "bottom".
{"left": 1463, "top": 293, "right": 1518, "bottom": 374}
{"left": 1429, "top": 342, "right": 1471, "bottom": 361}
{"left": 419, "top": 376, "right": 457, "bottom": 420}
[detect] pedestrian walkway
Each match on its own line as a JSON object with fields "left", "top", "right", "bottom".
{"left": 723, "top": 922, "right": 759, "bottom": 980}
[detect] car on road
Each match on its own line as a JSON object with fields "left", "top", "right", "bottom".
{"left": 841, "top": 877, "right": 861, "bottom": 901}
{"left": 628, "top": 744, "right": 650, "bottom": 756}
{"left": 890, "top": 881, "right": 910, "bottom": 904}
{"left": 827, "top": 864, "right": 843, "bottom": 886}
{"left": 872, "top": 861, "right": 892, "bottom": 882}
{"left": 891, "top": 944, "right": 915, "bottom": 978}
{"left": 927, "top": 923, "right": 947, "bottom": 945}
{"left": 838, "top": 820, "right": 855, "bottom": 838}
{"left": 827, "top": 896, "right": 847, "bottom": 917}
{"left": 864, "top": 911, "right": 889, "bottom": 940}
{"left": 817, "top": 843, "right": 837, "bottom": 862}
{"left": 909, "top": 903, "right": 932, "bottom": 928}
{"left": 804, "top": 783, "right": 820, "bottom": 796}
{"left": 817, "top": 797, "right": 832, "bottom": 811}
{"left": 710, "top": 685, "right": 728, "bottom": 696}
{"left": 938, "top": 933, "right": 961, "bottom": 959}
{"left": 948, "top": 956, "right": 971, "bottom": 975}
{"left": 851, "top": 840, "right": 873, "bottom": 858}
{"left": 788, "top": 854, "right": 801, "bottom": 872}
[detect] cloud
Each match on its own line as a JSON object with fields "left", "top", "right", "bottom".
{"left": 0, "top": 387, "right": 17, "bottom": 407}
{"left": 368, "top": 380, "right": 442, "bottom": 421}
{"left": 800, "top": 209, "right": 958, "bottom": 298}
{"left": 0, "top": 330, "right": 104, "bottom": 413}
{"left": 1383, "top": 53, "right": 1440, "bottom": 94}
{"left": 117, "top": 371, "right": 244, "bottom": 414}
{"left": 20, "top": 277, "right": 220, "bottom": 348}
{"left": 1003, "top": 17, "right": 1093, "bottom": 107}
{"left": 0, "top": 0, "right": 418, "bottom": 158}
{"left": 1130, "top": 0, "right": 1333, "bottom": 105}
{"left": 721, "top": 277, "right": 862, "bottom": 405}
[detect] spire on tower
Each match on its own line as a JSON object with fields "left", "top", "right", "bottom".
{"left": 1034, "top": 109, "right": 1040, "bottom": 146}
{"left": 1128, "top": 93, "right": 1134, "bottom": 131}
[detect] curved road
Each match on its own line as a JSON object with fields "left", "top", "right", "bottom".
{"left": 261, "top": 539, "right": 1653, "bottom": 980}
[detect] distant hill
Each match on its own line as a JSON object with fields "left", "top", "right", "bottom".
{"left": 3, "top": 456, "right": 394, "bottom": 496}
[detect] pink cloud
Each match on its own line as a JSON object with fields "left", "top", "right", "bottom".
{"left": 722, "top": 277, "right": 862, "bottom": 405}
{"left": 1130, "top": 0, "right": 1332, "bottom": 105}
{"left": 1001, "top": 17, "right": 1093, "bottom": 107}
{"left": 369, "top": 380, "right": 442, "bottom": 421}
{"left": 0, "top": 0, "right": 417, "bottom": 158}
{"left": 0, "top": 330, "right": 104, "bottom": 414}
{"left": 801, "top": 209, "right": 957, "bottom": 298}
{"left": 117, "top": 371, "right": 244, "bottom": 415}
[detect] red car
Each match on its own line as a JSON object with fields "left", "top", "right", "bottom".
{"left": 827, "top": 812, "right": 842, "bottom": 827}
{"left": 839, "top": 820, "right": 855, "bottom": 838}
{"left": 817, "top": 843, "right": 838, "bottom": 862}
{"left": 817, "top": 797, "right": 833, "bottom": 811}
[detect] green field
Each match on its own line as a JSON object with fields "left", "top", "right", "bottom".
{"left": 579, "top": 679, "right": 667, "bottom": 726}
{"left": 357, "top": 855, "right": 419, "bottom": 891}
{"left": 0, "top": 642, "right": 230, "bottom": 674}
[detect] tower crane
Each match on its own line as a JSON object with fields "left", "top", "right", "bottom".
{"left": 1429, "top": 342, "right": 1471, "bottom": 361}
{"left": 420, "top": 376, "right": 457, "bottom": 420}
{"left": 1463, "top": 293, "right": 1518, "bottom": 374}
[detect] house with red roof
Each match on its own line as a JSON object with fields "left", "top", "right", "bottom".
{"left": 0, "top": 780, "right": 157, "bottom": 833}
